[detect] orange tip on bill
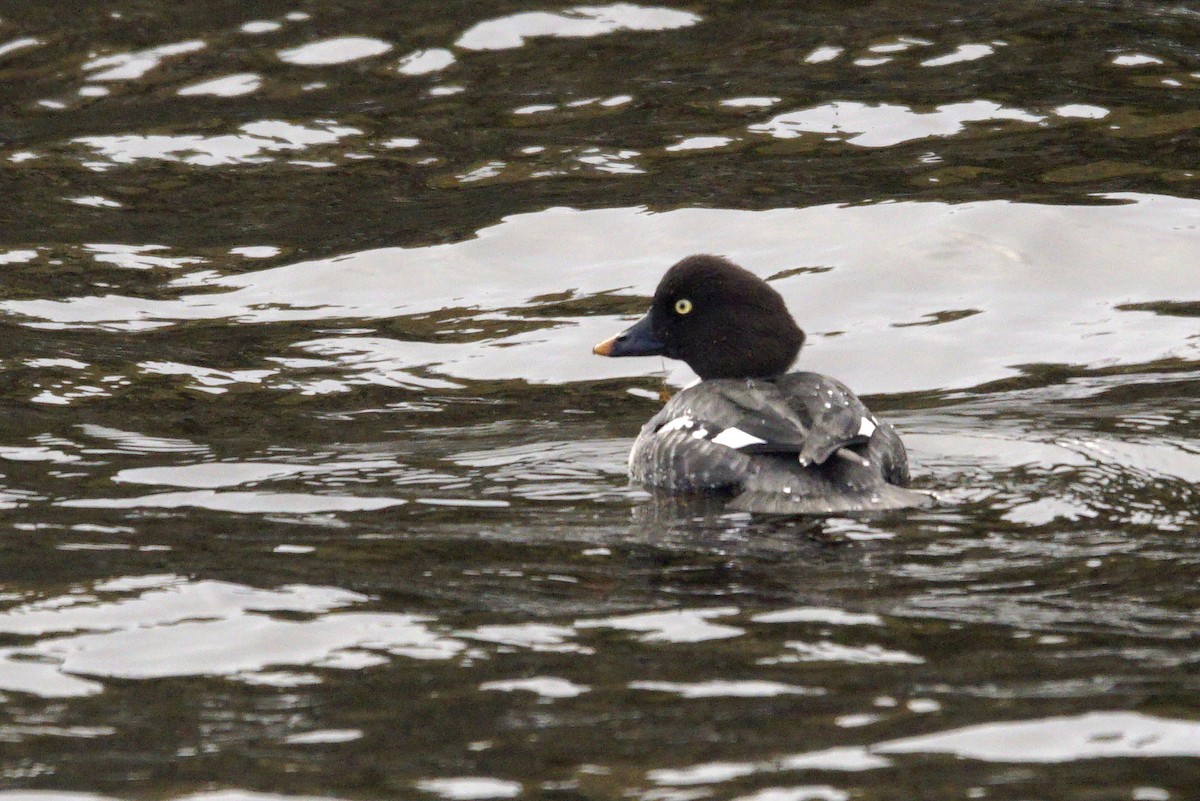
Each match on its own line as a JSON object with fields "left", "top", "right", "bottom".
{"left": 593, "top": 335, "right": 617, "bottom": 356}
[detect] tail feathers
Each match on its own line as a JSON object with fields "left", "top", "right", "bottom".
{"left": 728, "top": 483, "right": 934, "bottom": 515}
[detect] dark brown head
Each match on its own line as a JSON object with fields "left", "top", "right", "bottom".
{"left": 593, "top": 254, "right": 805, "bottom": 379}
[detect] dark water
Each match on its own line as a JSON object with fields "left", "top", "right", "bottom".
{"left": 1, "top": 1, "right": 1198, "bottom": 799}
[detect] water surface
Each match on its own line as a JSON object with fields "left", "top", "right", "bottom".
{"left": 0, "top": 2, "right": 1198, "bottom": 800}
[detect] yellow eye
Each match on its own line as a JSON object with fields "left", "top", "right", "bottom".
{"left": 674, "top": 298, "right": 693, "bottom": 315}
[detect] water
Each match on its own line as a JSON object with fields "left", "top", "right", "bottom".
{"left": 1, "top": 1, "right": 1198, "bottom": 799}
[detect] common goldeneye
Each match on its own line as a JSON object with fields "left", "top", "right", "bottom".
{"left": 594, "top": 254, "right": 931, "bottom": 514}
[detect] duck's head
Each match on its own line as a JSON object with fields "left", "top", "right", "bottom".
{"left": 593, "top": 254, "right": 805, "bottom": 379}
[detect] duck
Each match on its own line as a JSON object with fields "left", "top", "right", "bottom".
{"left": 593, "top": 254, "right": 931, "bottom": 514}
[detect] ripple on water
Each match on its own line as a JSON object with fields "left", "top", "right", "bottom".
{"left": 414, "top": 778, "right": 522, "bottom": 800}
{"left": 748, "top": 99, "right": 1044, "bottom": 147}
{"left": 73, "top": 120, "right": 361, "bottom": 168}
{"left": 0, "top": 578, "right": 463, "bottom": 691}
{"left": 649, "top": 712, "right": 1200, "bottom": 792}
{"left": 277, "top": 37, "right": 393, "bottom": 66}
{"left": 0, "top": 2, "right": 1196, "bottom": 799}
{"left": 0, "top": 795, "right": 348, "bottom": 801}
{"left": 81, "top": 39, "right": 206, "bottom": 82}
{"left": 3, "top": 196, "right": 1196, "bottom": 395}
{"left": 453, "top": 4, "right": 701, "bottom": 51}
{"left": 177, "top": 73, "right": 263, "bottom": 97}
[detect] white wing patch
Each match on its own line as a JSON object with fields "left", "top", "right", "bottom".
{"left": 858, "top": 416, "right": 877, "bottom": 438}
{"left": 660, "top": 416, "right": 696, "bottom": 433}
{"left": 711, "top": 427, "right": 768, "bottom": 450}
{"left": 659, "top": 417, "right": 768, "bottom": 451}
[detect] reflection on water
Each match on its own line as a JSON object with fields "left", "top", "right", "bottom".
{"left": 454, "top": 3, "right": 701, "bottom": 51}
{"left": 81, "top": 40, "right": 206, "bottom": 82}
{"left": 749, "top": 99, "right": 1045, "bottom": 147}
{"left": 2, "top": 196, "right": 1196, "bottom": 395}
{"left": 277, "top": 37, "right": 393, "bottom": 66}
{"left": 0, "top": 0, "right": 1198, "bottom": 799}
{"left": 177, "top": 73, "right": 263, "bottom": 97}
{"left": 75, "top": 120, "right": 362, "bottom": 168}
{"left": 650, "top": 711, "right": 1200, "bottom": 789}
